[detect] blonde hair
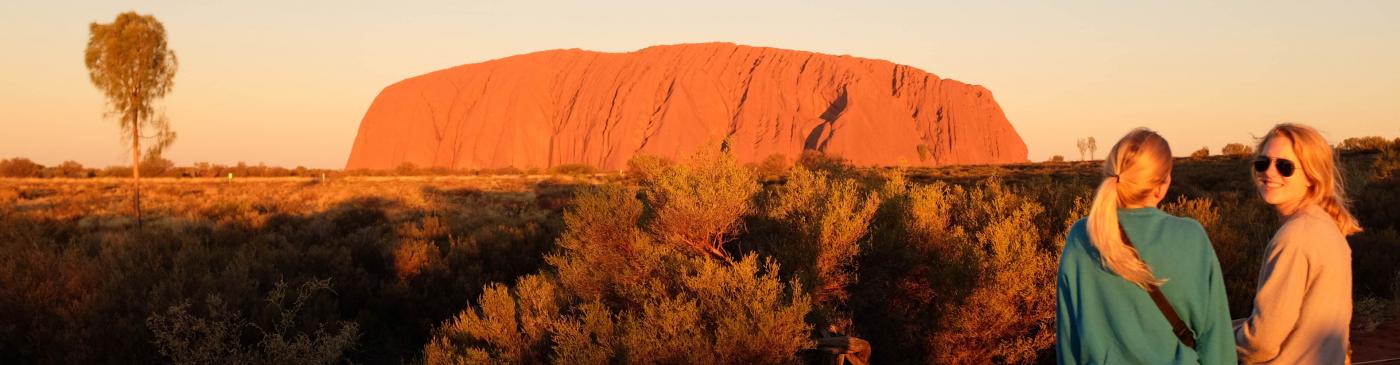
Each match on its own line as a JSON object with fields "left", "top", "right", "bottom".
{"left": 1087, "top": 128, "right": 1172, "bottom": 289}
{"left": 1256, "top": 123, "right": 1363, "bottom": 235}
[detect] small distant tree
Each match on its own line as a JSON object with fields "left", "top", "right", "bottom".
{"left": 86, "top": 11, "right": 179, "bottom": 228}
{"left": 0, "top": 158, "right": 44, "bottom": 178}
{"left": 1076, "top": 138, "right": 1088, "bottom": 161}
{"left": 1048, "top": 155, "right": 1065, "bottom": 163}
{"left": 1087, "top": 137, "right": 1098, "bottom": 160}
{"left": 140, "top": 156, "right": 175, "bottom": 177}
{"left": 57, "top": 161, "right": 86, "bottom": 178}
{"left": 1191, "top": 147, "right": 1210, "bottom": 159}
{"left": 1337, "top": 136, "right": 1392, "bottom": 152}
{"left": 1222, "top": 143, "right": 1253, "bottom": 156}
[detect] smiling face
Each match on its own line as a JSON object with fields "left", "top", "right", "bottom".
{"left": 1254, "top": 135, "right": 1311, "bottom": 214}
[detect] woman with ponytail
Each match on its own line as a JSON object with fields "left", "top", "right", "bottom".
{"left": 1057, "top": 128, "right": 1235, "bottom": 364}
{"left": 1235, "top": 123, "right": 1359, "bottom": 364}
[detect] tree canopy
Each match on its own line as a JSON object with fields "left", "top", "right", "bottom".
{"left": 85, "top": 11, "right": 178, "bottom": 158}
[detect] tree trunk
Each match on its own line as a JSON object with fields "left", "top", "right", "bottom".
{"left": 131, "top": 93, "right": 142, "bottom": 230}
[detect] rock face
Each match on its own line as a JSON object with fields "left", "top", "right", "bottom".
{"left": 345, "top": 43, "right": 1027, "bottom": 170}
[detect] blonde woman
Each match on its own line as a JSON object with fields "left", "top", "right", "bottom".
{"left": 1057, "top": 128, "right": 1235, "bottom": 364}
{"left": 1235, "top": 123, "right": 1361, "bottom": 364}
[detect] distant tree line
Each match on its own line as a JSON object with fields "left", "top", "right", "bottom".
{"left": 0, "top": 157, "right": 620, "bottom": 179}
{"left": 5, "top": 137, "right": 1394, "bottom": 179}
{"left": 0, "top": 157, "right": 334, "bottom": 179}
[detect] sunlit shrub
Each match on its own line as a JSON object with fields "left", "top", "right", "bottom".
{"left": 638, "top": 146, "right": 759, "bottom": 261}
{"left": 761, "top": 166, "right": 880, "bottom": 329}
{"left": 426, "top": 148, "right": 812, "bottom": 364}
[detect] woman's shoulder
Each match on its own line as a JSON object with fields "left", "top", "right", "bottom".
{"left": 1147, "top": 210, "right": 1209, "bottom": 240}
{"left": 1061, "top": 218, "right": 1092, "bottom": 256}
{"left": 1150, "top": 211, "right": 1214, "bottom": 255}
{"left": 1274, "top": 205, "right": 1348, "bottom": 251}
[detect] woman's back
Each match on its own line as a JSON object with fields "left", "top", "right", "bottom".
{"left": 1057, "top": 208, "right": 1235, "bottom": 364}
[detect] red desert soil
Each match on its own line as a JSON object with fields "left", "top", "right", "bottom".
{"left": 1354, "top": 319, "right": 1400, "bottom": 364}
{"left": 346, "top": 42, "right": 1028, "bottom": 170}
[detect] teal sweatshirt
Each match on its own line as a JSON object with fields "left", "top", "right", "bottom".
{"left": 1057, "top": 207, "right": 1234, "bottom": 364}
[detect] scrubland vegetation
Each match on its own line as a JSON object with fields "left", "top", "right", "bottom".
{"left": 2, "top": 136, "right": 1397, "bottom": 364}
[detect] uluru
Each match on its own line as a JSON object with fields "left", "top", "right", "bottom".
{"left": 345, "top": 42, "right": 1028, "bottom": 170}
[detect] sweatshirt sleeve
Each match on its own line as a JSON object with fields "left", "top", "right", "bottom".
{"left": 1057, "top": 223, "right": 1084, "bottom": 365}
{"left": 1057, "top": 269, "right": 1080, "bottom": 365}
{"left": 1235, "top": 234, "right": 1311, "bottom": 363}
{"left": 1196, "top": 236, "right": 1237, "bottom": 365}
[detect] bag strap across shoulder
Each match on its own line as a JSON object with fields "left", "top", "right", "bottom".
{"left": 1118, "top": 225, "right": 1198, "bottom": 349}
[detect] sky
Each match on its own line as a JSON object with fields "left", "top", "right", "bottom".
{"left": 2, "top": 0, "right": 1398, "bottom": 169}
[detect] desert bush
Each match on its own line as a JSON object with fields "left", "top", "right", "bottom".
{"left": 637, "top": 146, "right": 759, "bottom": 261}
{"left": 141, "top": 156, "right": 176, "bottom": 177}
{"left": 754, "top": 153, "right": 792, "bottom": 181}
{"left": 99, "top": 165, "right": 132, "bottom": 177}
{"left": 427, "top": 255, "right": 810, "bottom": 365}
{"left": 1337, "top": 136, "right": 1393, "bottom": 152}
{"left": 1353, "top": 296, "right": 1391, "bottom": 333}
{"left": 1, "top": 157, "right": 44, "bottom": 177}
{"left": 0, "top": 177, "right": 564, "bottom": 363}
{"left": 1191, "top": 147, "right": 1210, "bottom": 159}
{"left": 757, "top": 165, "right": 880, "bottom": 330}
{"left": 7, "top": 140, "right": 1399, "bottom": 364}
{"left": 147, "top": 279, "right": 360, "bottom": 365}
{"left": 426, "top": 148, "right": 812, "bottom": 364}
{"left": 929, "top": 179, "right": 1058, "bottom": 364}
{"left": 46, "top": 160, "right": 88, "bottom": 178}
{"left": 624, "top": 154, "right": 673, "bottom": 180}
{"left": 849, "top": 175, "right": 1059, "bottom": 364}
{"left": 1221, "top": 143, "right": 1254, "bottom": 156}
{"left": 548, "top": 163, "right": 598, "bottom": 175}
{"left": 798, "top": 150, "right": 854, "bottom": 177}
{"left": 1372, "top": 141, "right": 1400, "bottom": 181}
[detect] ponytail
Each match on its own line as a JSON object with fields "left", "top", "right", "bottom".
{"left": 1085, "top": 128, "right": 1170, "bottom": 290}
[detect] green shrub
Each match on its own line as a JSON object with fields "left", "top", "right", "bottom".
{"left": 850, "top": 176, "right": 1058, "bottom": 364}
{"left": 638, "top": 146, "right": 759, "bottom": 261}
{"left": 798, "top": 150, "right": 854, "bottom": 177}
{"left": 1352, "top": 296, "right": 1391, "bottom": 333}
{"left": 759, "top": 166, "right": 880, "bottom": 329}
{"left": 426, "top": 147, "right": 812, "bottom": 364}
{"left": 754, "top": 153, "right": 792, "bottom": 181}
{"left": 147, "top": 279, "right": 360, "bottom": 365}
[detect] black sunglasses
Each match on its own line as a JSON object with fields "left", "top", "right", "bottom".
{"left": 1252, "top": 157, "right": 1296, "bottom": 177}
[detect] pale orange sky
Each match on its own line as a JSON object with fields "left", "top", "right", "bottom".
{"left": 2, "top": 1, "right": 1397, "bottom": 168}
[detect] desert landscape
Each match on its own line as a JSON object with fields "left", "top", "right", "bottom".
{"left": 4, "top": 145, "right": 1399, "bottom": 363}
{"left": 3, "top": 2, "right": 1399, "bottom": 364}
